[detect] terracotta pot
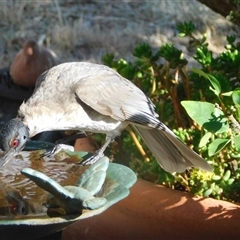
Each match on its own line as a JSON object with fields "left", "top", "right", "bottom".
{"left": 62, "top": 178, "right": 240, "bottom": 240}
{"left": 74, "top": 137, "right": 97, "bottom": 153}
{"left": 10, "top": 40, "right": 59, "bottom": 87}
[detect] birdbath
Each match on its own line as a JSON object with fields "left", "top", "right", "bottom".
{"left": 0, "top": 144, "right": 137, "bottom": 240}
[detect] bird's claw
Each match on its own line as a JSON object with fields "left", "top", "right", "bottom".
{"left": 41, "top": 147, "right": 56, "bottom": 158}
{"left": 81, "top": 151, "right": 104, "bottom": 165}
{"left": 41, "top": 144, "right": 74, "bottom": 158}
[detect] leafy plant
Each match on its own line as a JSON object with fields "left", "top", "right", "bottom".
{"left": 101, "top": 21, "right": 240, "bottom": 203}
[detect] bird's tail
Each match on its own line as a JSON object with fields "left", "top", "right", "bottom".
{"left": 132, "top": 125, "right": 212, "bottom": 173}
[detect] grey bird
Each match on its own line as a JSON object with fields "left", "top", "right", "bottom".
{"left": 0, "top": 62, "right": 212, "bottom": 172}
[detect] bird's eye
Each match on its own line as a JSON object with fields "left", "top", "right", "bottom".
{"left": 11, "top": 139, "right": 19, "bottom": 148}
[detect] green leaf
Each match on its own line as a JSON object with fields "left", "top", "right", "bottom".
{"left": 178, "top": 32, "right": 186, "bottom": 38}
{"left": 214, "top": 187, "right": 223, "bottom": 195}
{"left": 199, "top": 132, "right": 212, "bottom": 148}
{"left": 227, "top": 178, "right": 235, "bottom": 185}
{"left": 232, "top": 89, "right": 240, "bottom": 106}
{"left": 208, "top": 138, "right": 230, "bottom": 156}
{"left": 210, "top": 182, "right": 216, "bottom": 189}
{"left": 221, "top": 91, "right": 233, "bottom": 97}
{"left": 212, "top": 175, "right": 221, "bottom": 181}
{"left": 233, "top": 136, "right": 240, "bottom": 150}
{"left": 102, "top": 53, "right": 115, "bottom": 67}
{"left": 193, "top": 46, "right": 213, "bottom": 66}
{"left": 181, "top": 101, "right": 229, "bottom": 133}
{"left": 190, "top": 68, "right": 209, "bottom": 78}
{"left": 203, "top": 188, "right": 212, "bottom": 197}
{"left": 177, "top": 21, "right": 195, "bottom": 37}
{"left": 227, "top": 35, "right": 236, "bottom": 44}
{"left": 208, "top": 75, "right": 222, "bottom": 95}
{"left": 159, "top": 44, "right": 188, "bottom": 68}
{"left": 222, "top": 170, "right": 231, "bottom": 181}
{"left": 133, "top": 43, "right": 152, "bottom": 59}
{"left": 190, "top": 68, "right": 221, "bottom": 95}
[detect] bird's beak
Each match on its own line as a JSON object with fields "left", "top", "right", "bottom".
{"left": 0, "top": 148, "right": 16, "bottom": 168}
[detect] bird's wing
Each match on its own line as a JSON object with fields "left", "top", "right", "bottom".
{"left": 33, "top": 70, "right": 48, "bottom": 94}
{"left": 75, "top": 69, "right": 157, "bottom": 123}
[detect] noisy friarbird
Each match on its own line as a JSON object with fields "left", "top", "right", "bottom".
{"left": 0, "top": 62, "right": 212, "bottom": 172}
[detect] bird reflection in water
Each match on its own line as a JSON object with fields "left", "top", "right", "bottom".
{"left": 0, "top": 186, "right": 31, "bottom": 217}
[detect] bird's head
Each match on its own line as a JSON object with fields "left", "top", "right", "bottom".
{"left": 0, "top": 118, "right": 29, "bottom": 168}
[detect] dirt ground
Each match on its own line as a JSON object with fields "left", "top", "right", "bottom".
{"left": 0, "top": 0, "right": 239, "bottom": 69}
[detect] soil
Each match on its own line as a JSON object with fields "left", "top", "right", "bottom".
{"left": 0, "top": 1, "right": 239, "bottom": 68}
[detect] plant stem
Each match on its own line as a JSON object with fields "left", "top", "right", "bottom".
{"left": 126, "top": 126, "right": 150, "bottom": 162}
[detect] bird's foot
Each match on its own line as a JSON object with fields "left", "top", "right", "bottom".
{"left": 81, "top": 151, "right": 104, "bottom": 165}
{"left": 41, "top": 144, "right": 74, "bottom": 158}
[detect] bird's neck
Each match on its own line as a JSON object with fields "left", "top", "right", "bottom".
{"left": 24, "top": 117, "right": 75, "bottom": 138}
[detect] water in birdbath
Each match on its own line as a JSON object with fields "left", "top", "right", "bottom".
{"left": 0, "top": 149, "right": 87, "bottom": 219}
